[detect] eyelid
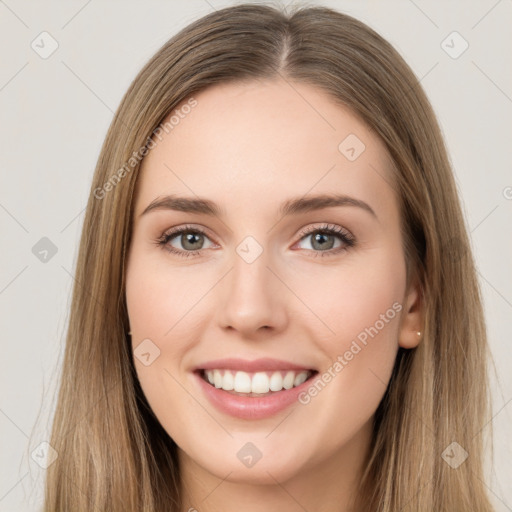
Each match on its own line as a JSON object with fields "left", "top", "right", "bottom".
{"left": 295, "top": 222, "right": 354, "bottom": 240}
{"left": 161, "top": 223, "right": 211, "bottom": 238}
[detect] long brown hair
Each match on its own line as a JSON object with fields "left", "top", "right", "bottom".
{"left": 44, "top": 4, "right": 495, "bottom": 510}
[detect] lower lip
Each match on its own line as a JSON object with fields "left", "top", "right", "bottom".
{"left": 194, "top": 371, "right": 316, "bottom": 420}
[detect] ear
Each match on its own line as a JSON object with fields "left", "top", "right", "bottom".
{"left": 398, "top": 276, "right": 423, "bottom": 349}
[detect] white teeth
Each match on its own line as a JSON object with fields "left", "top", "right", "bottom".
{"left": 203, "top": 369, "right": 311, "bottom": 394}
{"left": 234, "top": 371, "right": 252, "bottom": 393}
{"left": 293, "top": 372, "right": 308, "bottom": 387}
{"left": 213, "top": 369, "right": 222, "bottom": 388}
{"left": 283, "top": 371, "right": 295, "bottom": 389}
{"left": 251, "top": 372, "right": 270, "bottom": 394}
{"left": 221, "top": 371, "right": 234, "bottom": 391}
{"left": 269, "top": 371, "right": 283, "bottom": 391}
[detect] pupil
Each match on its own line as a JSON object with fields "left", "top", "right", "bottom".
{"left": 312, "top": 232, "right": 334, "bottom": 250}
{"left": 183, "top": 232, "right": 202, "bottom": 250}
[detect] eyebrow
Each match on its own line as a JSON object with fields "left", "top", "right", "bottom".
{"left": 139, "top": 193, "right": 377, "bottom": 219}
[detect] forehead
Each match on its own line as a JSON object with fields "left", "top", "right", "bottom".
{"left": 134, "top": 79, "right": 397, "bottom": 220}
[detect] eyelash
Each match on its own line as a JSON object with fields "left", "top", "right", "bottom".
{"left": 154, "top": 223, "right": 356, "bottom": 259}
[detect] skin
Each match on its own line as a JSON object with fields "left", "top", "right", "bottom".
{"left": 125, "top": 78, "right": 422, "bottom": 512}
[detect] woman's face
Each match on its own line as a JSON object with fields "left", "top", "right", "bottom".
{"left": 125, "top": 79, "right": 421, "bottom": 488}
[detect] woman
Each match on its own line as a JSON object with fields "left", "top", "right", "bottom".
{"left": 44, "top": 4, "right": 495, "bottom": 511}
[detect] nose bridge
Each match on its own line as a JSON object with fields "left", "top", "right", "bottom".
{"left": 231, "top": 240, "right": 270, "bottom": 295}
{"left": 217, "top": 236, "right": 287, "bottom": 334}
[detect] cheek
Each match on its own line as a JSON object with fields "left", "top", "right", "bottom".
{"left": 126, "top": 252, "right": 200, "bottom": 347}
{"left": 331, "top": 268, "right": 403, "bottom": 349}
{"left": 125, "top": 256, "right": 187, "bottom": 396}
{"left": 125, "top": 258, "right": 203, "bottom": 439}
{"left": 296, "top": 251, "right": 405, "bottom": 428}
{"left": 125, "top": 250, "right": 214, "bottom": 409}
{"left": 292, "top": 247, "right": 405, "bottom": 343}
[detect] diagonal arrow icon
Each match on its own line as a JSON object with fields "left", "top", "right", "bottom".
{"left": 134, "top": 339, "right": 161, "bottom": 366}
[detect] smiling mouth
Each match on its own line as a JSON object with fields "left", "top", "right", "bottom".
{"left": 198, "top": 369, "right": 318, "bottom": 397}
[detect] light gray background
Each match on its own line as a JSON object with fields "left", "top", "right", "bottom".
{"left": 1, "top": 1, "right": 511, "bottom": 510}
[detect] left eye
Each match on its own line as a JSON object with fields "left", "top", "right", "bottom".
{"left": 297, "top": 231, "right": 342, "bottom": 251}
{"left": 294, "top": 225, "right": 355, "bottom": 256}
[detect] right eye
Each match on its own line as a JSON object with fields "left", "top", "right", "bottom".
{"left": 155, "top": 225, "right": 216, "bottom": 257}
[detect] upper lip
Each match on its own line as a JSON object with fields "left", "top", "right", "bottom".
{"left": 193, "top": 357, "right": 315, "bottom": 373}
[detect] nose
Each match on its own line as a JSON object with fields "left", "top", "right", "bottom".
{"left": 216, "top": 246, "right": 288, "bottom": 338}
